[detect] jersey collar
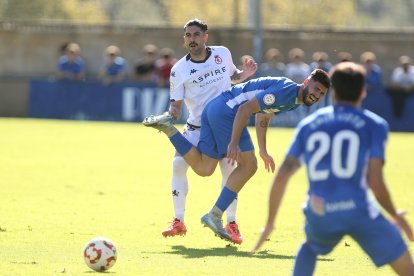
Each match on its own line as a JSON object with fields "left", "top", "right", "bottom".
{"left": 186, "top": 47, "right": 212, "bottom": 63}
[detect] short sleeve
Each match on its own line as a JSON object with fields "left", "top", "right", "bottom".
{"left": 223, "top": 47, "right": 237, "bottom": 77}
{"left": 169, "top": 67, "right": 184, "bottom": 101}
{"left": 369, "top": 121, "right": 389, "bottom": 160}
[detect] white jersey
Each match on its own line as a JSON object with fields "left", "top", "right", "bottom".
{"left": 170, "top": 46, "right": 237, "bottom": 126}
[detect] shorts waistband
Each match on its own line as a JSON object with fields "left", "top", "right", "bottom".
{"left": 186, "top": 122, "right": 201, "bottom": 129}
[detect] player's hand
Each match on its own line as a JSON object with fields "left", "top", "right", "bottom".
{"left": 393, "top": 210, "right": 414, "bottom": 241}
{"left": 227, "top": 142, "right": 241, "bottom": 166}
{"left": 251, "top": 224, "right": 274, "bottom": 253}
{"left": 242, "top": 58, "right": 258, "bottom": 78}
{"left": 168, "top": 108, "right": 179, "bottom": 120}
{"left": 260, "top": 151, "right": 275, "bottom": 173}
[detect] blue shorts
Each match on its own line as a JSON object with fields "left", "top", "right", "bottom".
{"left": 304, "top": 212, "right": 407, "bottom": 267}
{"left": 198, "top": 96, "right": 254, "bottom": 160}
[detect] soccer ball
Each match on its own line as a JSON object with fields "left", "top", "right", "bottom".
{"left": 83, "top": 237, "right": 117, "bottom": 272}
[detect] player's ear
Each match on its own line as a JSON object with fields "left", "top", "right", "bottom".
{"left": 332, "top": 89, "right": 338, "bottom": 103}
{"left": 361, "top": 87, "right": 367, "bottom": 100}
{"left": 303, "top": 78, "right": 309, "bottom": 86}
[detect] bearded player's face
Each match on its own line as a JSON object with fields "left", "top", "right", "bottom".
{"left": 302, "top": 79, "right": 328, "bottom": 106}
{"left": 183, "top": 26, "right": 208, "bottom": 56}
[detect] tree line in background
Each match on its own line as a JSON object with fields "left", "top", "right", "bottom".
{"left": 0, "top": 0, "right": 414, "bottom": 28}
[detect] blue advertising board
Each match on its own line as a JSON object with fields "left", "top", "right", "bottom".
{"left": 29, "top": 79, "right": 413, "bottom": 131}
{"left": 29, "top": 79, "right": 187, "bottom": 123}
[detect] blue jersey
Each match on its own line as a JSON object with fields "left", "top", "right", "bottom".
{"left": 198, "top": 77, "right": 300, "bottom": 160}
{"left": 366, "top": 64, "right": 383, "bottom": 93}
{"left": 105, "top": 57, "right": 126, "bottom": 76}
{"left": 287, "top": 104, "right": 408, "bottom": 267}
{"left": 288, "top": 104, "right": 389, "bottom": 219}
{"left": 58, "top": 56, "right": 85, "bottom": 74}
{"left": 220, "top": 77, "right": 300, "bottom": 114}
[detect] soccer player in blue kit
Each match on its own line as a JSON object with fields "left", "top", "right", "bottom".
{"left": 144, "top": 68, "right": 331, "bottom": 243}
{"left": 252, "top": 62, "right": 414, "bottom": 275}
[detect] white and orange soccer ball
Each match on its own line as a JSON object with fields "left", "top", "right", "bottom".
{"left": 83, "top": 237, "right": 117, "bottom": 272}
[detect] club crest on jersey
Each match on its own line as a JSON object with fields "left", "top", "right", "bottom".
{"left": 214, "top": 55, "right": 222, "bottom": 64}
{"left": 263, "top": 94, "right": 275, "bottom": 105}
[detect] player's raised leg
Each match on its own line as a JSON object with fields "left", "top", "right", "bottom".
{"left": 142, "top": 112, "right": 177, "bottom": 136}
{"left": 143, "top": 113, "right": 219, "bottom": 177}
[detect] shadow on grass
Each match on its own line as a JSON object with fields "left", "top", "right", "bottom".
{"left": 162, "top": 245, "right": 334, "bottom": 262}
{"left": 163, "top": 245, "right": 294, "bottom": 259}
{"left": 84, "top": 271, "right": 115, "bottom": 274}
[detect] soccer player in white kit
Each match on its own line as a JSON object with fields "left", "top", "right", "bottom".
{"left": 162, "top": 18, "right": 257, "bottom": 244}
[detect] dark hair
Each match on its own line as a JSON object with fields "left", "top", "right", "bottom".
{"left": 309, "top": 69, "right": 331, "bottom": 90}
{"left": 183, "top": 18, "right": 208, "bottom": 33}
{"left": 330, "top": 62, "right": 366, "bottom": 102}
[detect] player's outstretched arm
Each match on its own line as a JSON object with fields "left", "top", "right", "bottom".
{"left": 227, "top": 98, "right": 261, "bottom": 165}
{"left": 251, "top": 156, "right": 300, "bottom": 253}
{"left": 368, "top": 158, "right": 414, "bottom": 241}
{"left": 255, "top": 113, "right": 275, "bottom": 173}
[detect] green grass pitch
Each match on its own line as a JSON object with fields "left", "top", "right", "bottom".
{"left": 0, "top": 118, "right": 413, "bottom": 275}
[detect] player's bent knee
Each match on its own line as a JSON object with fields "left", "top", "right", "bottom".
{"left": 247, "top": 157, "right": 258, "bottom": 175}
{"left": 192, "top": 161, "right": 217, "bottom": 177}
{"left": 252, "top": 161, "right": 258, "bottom": 174}
{"left": 193, "top": 166, "right": 215, "bottom": 177}
{"left": 191, "top": 157, "right": 218, "bottom": 176}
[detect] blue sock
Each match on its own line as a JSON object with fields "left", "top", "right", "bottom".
{"left": 214, "top": 186, "right": 237, "bottom": 212}
{"left": 293, "top": 242, "right": 317, "bottom": 276}
{"left": 169, "top": 132, "right": 193, "bottom": 156}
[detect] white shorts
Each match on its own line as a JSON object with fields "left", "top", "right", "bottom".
{"left": 181, "top": 122, "right": 233, "bottom": 170}
{"left": 182, "top": 123, "right": 201, "bottom": 147}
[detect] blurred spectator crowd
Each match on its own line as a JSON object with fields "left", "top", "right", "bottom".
{"left": 57, "top": 42, "right": 414, "bottom": 118}
{"left": 254, "top": 47, "right": 414, "bottom": 119}
{"left": 57, "top": 42, "right": 177, "bottom": 89}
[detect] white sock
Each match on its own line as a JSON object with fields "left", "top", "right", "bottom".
{"left": 219, "top": 158, "right": 237, "bottom": 224}
{"left": 171, "top": 156, "right": 189, "bottom": 222}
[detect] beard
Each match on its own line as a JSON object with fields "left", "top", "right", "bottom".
{"left": 302, "top": 86, "right": 313, "bottom": 106}
{"left": 187, "top": 43, "right": 203, "bottom": 56}
{"left": 302, "top": 87, "right": 320, "bottom": 106}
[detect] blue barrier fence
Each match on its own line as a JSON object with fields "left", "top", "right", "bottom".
{"left": 29, "top": 79, "right": 187, "bottom": 123}
{"left": 361, "top": 91, "right": 414, "bottom": 132}
{"left": 29, "top": 79, "right": 413, "bottom": 131}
